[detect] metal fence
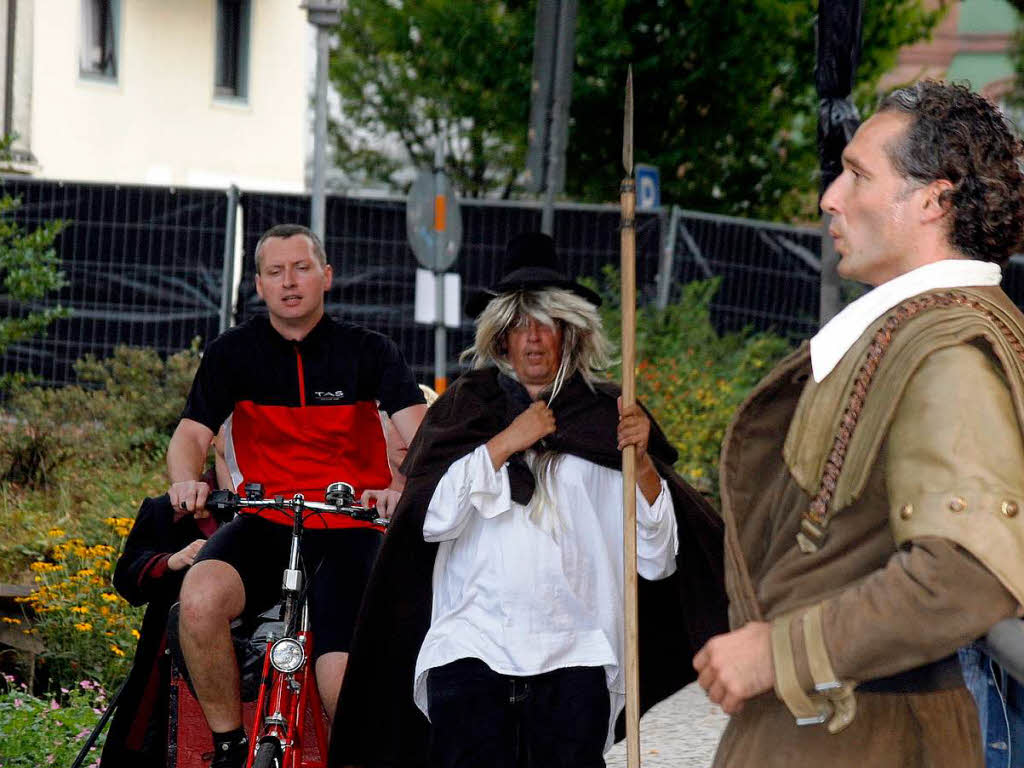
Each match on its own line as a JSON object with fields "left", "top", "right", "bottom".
{"left": 0, "top": 178, "right": 228, "bottom": 386}
{"left": 5, "top": 175, "right": 1023, "bottom": 388}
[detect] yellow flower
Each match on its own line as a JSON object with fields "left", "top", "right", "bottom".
{"left": 100, "top": 593, "right": 119, "bottom": 603}
{"left": 110, "top": 644, "right": 125, "bottom": 657}
{"left": 2, "top": 617, "right": 20, "bottom": 625}
{"left": 76, "top": 569, "right": 95, "bottom": 578}
{"left": 70, "top": 606, "right": 89, "bottom": 615}
{"left": 74, "top": 622, "right": 93, "bottom": 632}
{"left": 131, "top": 629, "right": 140, "bottom": 639}
{"left": 46, "top": 528, "right": 66, "bottom": 538}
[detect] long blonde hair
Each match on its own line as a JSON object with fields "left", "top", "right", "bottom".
{"left": 462, "top": 288, "right": 612, "bottom": 403}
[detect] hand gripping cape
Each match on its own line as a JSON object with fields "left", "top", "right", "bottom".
{"left": 329, "top": 368, "right": 729, "bottom": 767}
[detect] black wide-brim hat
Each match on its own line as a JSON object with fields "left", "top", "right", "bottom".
{"left": 465, "top": 231, "right": 603, "bottom": 318}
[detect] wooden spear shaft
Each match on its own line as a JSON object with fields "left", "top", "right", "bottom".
{"left": 620, "top": 65, "right": 641, "bottom": 768}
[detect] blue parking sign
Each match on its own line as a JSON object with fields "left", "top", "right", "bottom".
{"left": 635, "top": 164, "right": 660, "bottom": 211}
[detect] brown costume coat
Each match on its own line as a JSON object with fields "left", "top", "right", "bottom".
{"left": 716, "top": 287, "right": 1024, "bottom": 768}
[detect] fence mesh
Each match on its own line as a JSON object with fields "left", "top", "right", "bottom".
{"left": 667, "top": 210, "right": 823, "bottom": 339}
{"left": 4, "top": 175, "right": 1024, "bottom": 389}
{"left": 237, "top": 195, "right": 662, "bottom": 381}
{"left": 0, "top": 177, "right": 228, "bottom": 386}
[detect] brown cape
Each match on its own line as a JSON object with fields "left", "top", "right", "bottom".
{"left": 329, "top": 369, "right": 728, "bottom": 767}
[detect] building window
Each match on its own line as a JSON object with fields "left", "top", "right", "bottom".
{"left": 80, "top": 0, "right": 119, "bottom": 79}
{"left": 215, "top": 0, "right": 250, "bottom": 100}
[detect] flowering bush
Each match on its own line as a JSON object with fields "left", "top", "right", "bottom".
{"left": 589, "top": 271, "right": 793, "bottom": 499}
{"left": 0, "top": 674, "right": 109, "bottom": 768}
{"left": 16, "top": 519, "right": 142, "bottom": 692}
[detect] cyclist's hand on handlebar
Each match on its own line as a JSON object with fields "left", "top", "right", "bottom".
{"left": 169, "top": 480, "right": 211, "bottom": 520}
{"left": 360, "top": 488, "right": 402, "bottom": 520}
{"left": 168, "top": 539, "right": 206, "bottom": 571}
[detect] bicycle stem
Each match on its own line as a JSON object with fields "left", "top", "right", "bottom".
{"left": 281, "top": 494, "right": 305, "bottom": 633}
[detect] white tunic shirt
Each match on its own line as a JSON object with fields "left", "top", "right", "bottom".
{"left": 413, "top": 443, "right": 679, "bottom": 751}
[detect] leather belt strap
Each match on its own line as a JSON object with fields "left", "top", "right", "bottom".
{"left": 802, "top": 604, "right": 839, "bottom": 689}
{"left": 771, "top": 615, "right": 829, "bottom": 724}
{"left": 802, "top": 604, "right": 857, "bottom": 733}
{"left": 857, "top": 654, "right": 963, "bottom": 693}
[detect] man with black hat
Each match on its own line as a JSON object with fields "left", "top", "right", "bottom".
{"left": 329, "top": 232, "right": 728, "bottom": 768}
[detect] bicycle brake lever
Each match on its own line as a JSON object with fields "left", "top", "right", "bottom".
{"left": 206, "top": 489, "right": 240, "bottom": 523}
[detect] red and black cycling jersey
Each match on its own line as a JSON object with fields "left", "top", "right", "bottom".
{"left": 181, "top": 314, "right": 425, "bottom": 529}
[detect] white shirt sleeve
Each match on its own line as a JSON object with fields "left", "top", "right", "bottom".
{"left": 635, "top": 477, "right": 678, "bottom": 581}
{"left": 423, "top": 444, "right": 514, "bottom": 542}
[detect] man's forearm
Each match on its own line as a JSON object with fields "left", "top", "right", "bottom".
{"left": 808, "top": 537, "right": 1017, "bottom": 686}
{"left": 168, "top": 437, "right": 206, "bottom": 482}
{"left": 636, "top": 455, "right": 662, "bottom": 504}
{"left": 167, "top": 420, "right": 215, "bottom": 483}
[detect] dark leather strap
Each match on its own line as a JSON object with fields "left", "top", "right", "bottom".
{"left": 856, "top": 654, "right": 963, "bottom": 693}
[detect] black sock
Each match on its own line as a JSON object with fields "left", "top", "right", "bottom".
{"left": 212, "top": 727, "right": 247, "bottom": 754}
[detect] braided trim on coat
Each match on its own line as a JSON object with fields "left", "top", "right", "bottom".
{"left": 798, "top": 291, "right": 1024, "bottom": 553}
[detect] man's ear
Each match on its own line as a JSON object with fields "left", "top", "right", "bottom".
{"left": 255, "top": 272, "right": 264, "bottom": 300}
{"left": 920, "top": 179, "right": 954, "bottom": 224}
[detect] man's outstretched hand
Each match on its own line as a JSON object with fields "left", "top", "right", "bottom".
{"left": 693, "top": 621, "right": 775, "bottom": 714}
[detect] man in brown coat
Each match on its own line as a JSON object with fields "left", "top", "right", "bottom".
{"left": 694, "top": 81, "right": 1024, "bottom": 767}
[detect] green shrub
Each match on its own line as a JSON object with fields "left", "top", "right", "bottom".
{"left": 588, "top": 270, "right": 793, "bottom": 499}
{"left": 0, "top": 342, "right": 200, "bottom": 486}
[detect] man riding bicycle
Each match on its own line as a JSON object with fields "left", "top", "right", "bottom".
{"left": 168, "top": 224, "right": 427, "bottom": 768}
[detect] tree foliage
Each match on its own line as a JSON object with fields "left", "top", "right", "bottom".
{"left": 329, "top": 0, "right": 534, "bottom": 197}
{"left": 0, "top": 137, "right": 67, "bottom": 359}
{"left": 329, "top": 0, "right": 942, "bottom": 218}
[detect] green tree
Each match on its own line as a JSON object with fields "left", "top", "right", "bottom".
{"left": 0, "top": 137, "right": 67, "bottom": 359}
{"left": 329, "top": 0, "right": 534, "bottom": 197}
{"left": 572, "top": 0, "right": 944, "bottom": 218}
{"left": 329, "top": 0, "right": 942, "bottom": 218}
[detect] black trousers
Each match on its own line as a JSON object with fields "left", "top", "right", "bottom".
{"left": 426, "top": 657, "right": 610, "bottom": 768}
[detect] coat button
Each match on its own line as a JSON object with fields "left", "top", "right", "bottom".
{"left": 899, "top": 504, "right": 914, "bottom": 520}
{"left": 1001, "top": 500, "right": 1019, "bottom": 518}
{"left": 948, "top": 497, "right": 967, "bottom": 513}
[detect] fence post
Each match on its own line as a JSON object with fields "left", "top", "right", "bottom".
{"left": 655, "top": 205, "right": 679, "bottom": 310}
{"left": 819, "top": 213, "right": 841, "bottom": 326}
{"left": 220, "top": 184, "right": 240, "bottom": 334}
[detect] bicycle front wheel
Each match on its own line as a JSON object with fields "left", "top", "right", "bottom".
{"left": 252, "top": 737, "right": 283, "bottom": 768}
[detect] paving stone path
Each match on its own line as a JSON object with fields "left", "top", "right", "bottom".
{"left": 605, "top": 682, "right": 729, "bottom": 768}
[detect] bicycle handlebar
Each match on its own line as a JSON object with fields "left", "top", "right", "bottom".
{"left": 206, "top": 483, "right": 389, "bottom": 528}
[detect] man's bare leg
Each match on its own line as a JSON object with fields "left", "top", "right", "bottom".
{"left": 179, "top": 560, "right": 247, "bottom": 731}
{"left": 315, "top": 651, "right": 349, "bottom": 725}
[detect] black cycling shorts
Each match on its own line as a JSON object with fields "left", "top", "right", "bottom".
{"left": 194, "top": 514, "right": 382, "bottom": 662}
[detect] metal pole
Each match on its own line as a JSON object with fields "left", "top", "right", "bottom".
{"left": 655, "top": 205, "right": 679, "bottom": 310}
{"left": 433, "top": 129, "right": 447, "bottom": 393}
{"left": 310, "top": 24, "right": 330, "bottom": 241}
{"left": 540, "top": 0, "right": 576, "bottom": 236}
{"left": 220, "top": 184, "right": 239, "bottom": 333}
{"left": 819, "top": 213, "right": 841, "bottom": 325}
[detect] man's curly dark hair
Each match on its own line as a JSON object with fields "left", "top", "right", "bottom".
{"left": 878, "top": 81, "right": 1024, "bottom": 266}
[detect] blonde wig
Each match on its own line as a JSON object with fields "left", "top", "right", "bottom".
{"left": 463, "top": 288, "right": 612, "bottom": 403}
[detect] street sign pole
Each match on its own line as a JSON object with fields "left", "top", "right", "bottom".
{"left": 433, "top": 129, "right": 448, "bottom": 393}
{"left": 302, "top": 2, "right": 341, "bottom": 242}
